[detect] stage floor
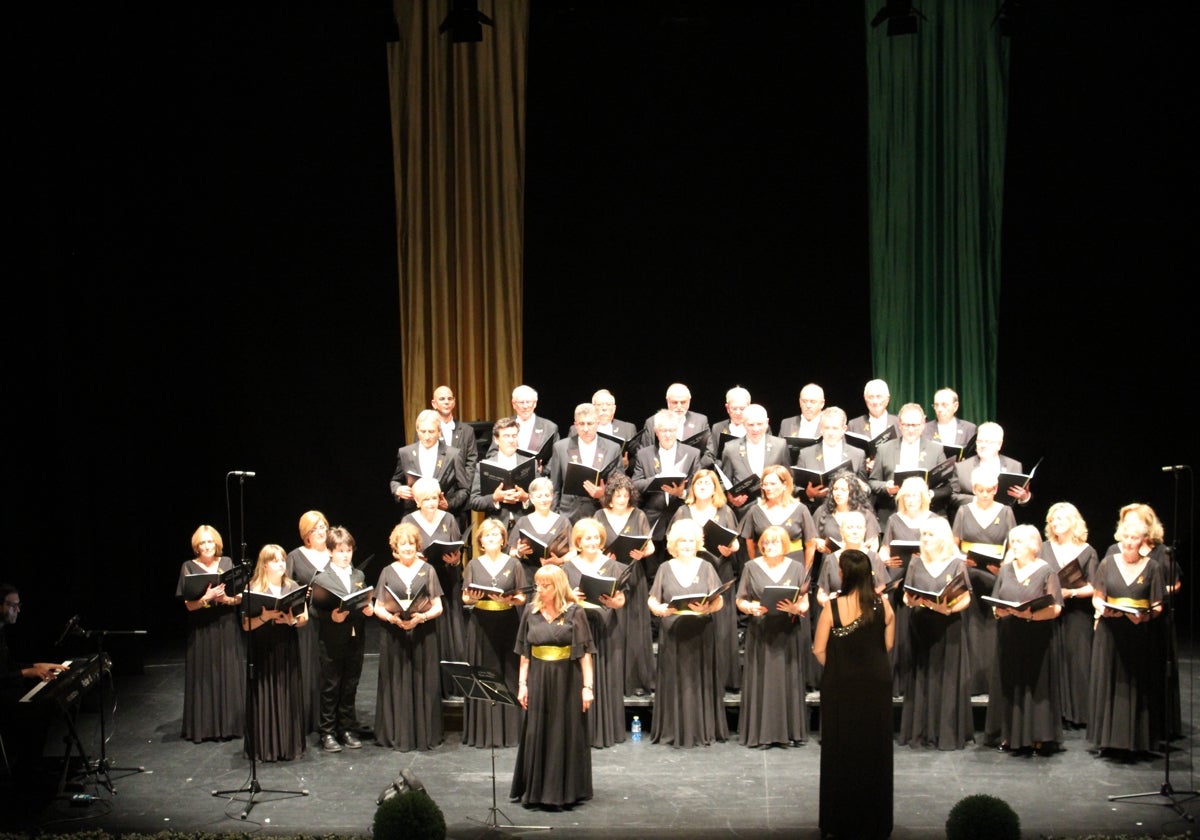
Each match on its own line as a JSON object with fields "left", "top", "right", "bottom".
{"left": 4, "top": 641, "right": 1198, "bottom": 839}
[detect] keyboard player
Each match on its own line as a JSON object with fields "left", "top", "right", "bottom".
{"left": 2, "top": 582, "right": 67, "bottom": 808}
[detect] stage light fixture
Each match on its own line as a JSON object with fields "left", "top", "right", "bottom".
{"left": 439, "top": 0, "right": 494, "bottom": 43}
{"left": 870, "top": 0, "right": 925, "bottom": 37}
{"left": 377, "top": 767, "right": 427, "bottom": 804}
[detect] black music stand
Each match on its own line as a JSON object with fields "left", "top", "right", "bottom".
{"left": 1108, "top": 466, "right": 1199, "bottom": 820}
{"left": 440, "top": 660, "right": 549, "bottom": 834}
{"left": 75, "top": 624, "right": 149, "bottom": 794}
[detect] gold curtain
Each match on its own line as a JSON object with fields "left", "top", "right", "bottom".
{"left": 389, "top": 0, "right": 529, "bottom": 437}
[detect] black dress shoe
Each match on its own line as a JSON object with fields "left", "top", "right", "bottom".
{"left": 340, "top": 731, "right": 362, "bottom": 749}
{"left": 321, "top": 733, "right": 343, "bottom": 752}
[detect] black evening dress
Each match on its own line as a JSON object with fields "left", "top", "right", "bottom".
{"left": 403, "top": 511, "right": 466, "bottom": 699}
{"left": 177, "top": 557, "right": 245, "bottom": 742}
{"left": 1040, "top": 542, "right": 1099, "bottom": 727}
{"left": 462, "top": 554, "right": 526, "bottom": 747}
{"left": 285, "top": 546, "right": 328, "bottom": 734}
{"left": 819, "top": 597, "right": 893, "bottom": 840}
{"left": 508, "top": 511, "right": 572, "bottom": 582}
{"left": 244, "top": 606, "right": 306, "bottom": 762}
{"left": 374, "top": 561, "right": 445, "bottom": 751}
{"left": 1088, "top": 555, "right": 1165, "bottom": 753}
{"left": 509, "top": 602, "right": 595, "bottom": 808}
{"left": 596, "top": 507, "right": 656, "bottom": 695}
{"left": 983, "top": 561, "right": 1063, "bottom": 750}
{"left": 736, "top": 557, "right": 809, "bottom": 747}
{"left": 671, "top": 504, "right": 742, "bottom": 690}
{"left": 952, "top": 504, "right": 1015, "bottom": 695}
{"left": 740, "top": 501, "right": 819, "bottom": 687}
{"left": 564, "top": 557, "right": 628, "bottom": 748}
{"left": 881, "top": 512, "right": 942, "bottom": 697}
{"left": 648, "top": 560, "right": 729, "bottom": 747}
{"left": 1101, "top": 542, "right": 1181, "bottom": 741}
{"left": 898, "top": 557, "right": 974, "bottom": 750}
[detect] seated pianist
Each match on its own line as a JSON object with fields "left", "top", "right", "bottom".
{"left": 1, "top": 582, "right": 67, "bottom": 809}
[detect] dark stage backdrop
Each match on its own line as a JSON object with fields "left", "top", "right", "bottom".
{"left": 6, "top": 3, "right": 1192, "bottom": 661}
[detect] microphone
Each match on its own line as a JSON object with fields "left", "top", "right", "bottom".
{"left": 1161, "top": 465, "right": 1190, "bottom": 473}
{"left": 55, "top": 615, "right": 81, "bottom": 647}
{"left": 230, "top": 470, "right": 257, "bottom": 477}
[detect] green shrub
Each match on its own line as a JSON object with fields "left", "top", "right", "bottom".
{"left": 372, "top": 789, "right": 446, "bottom": 840}
{"left": 945, "top": 793, "right": 1021, "bottom": 840}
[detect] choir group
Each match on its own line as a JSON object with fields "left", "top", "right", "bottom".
{"left": 174, "top": 379, "right": 1182, "bottom": 813}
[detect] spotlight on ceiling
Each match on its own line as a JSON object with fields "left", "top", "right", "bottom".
{"left": 870, "top": 0, "right": 925, "bottom": 37}
{"left": 439, "top": 0, "right": 494, "bottom": 43}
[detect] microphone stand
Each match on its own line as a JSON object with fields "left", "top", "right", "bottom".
{"left": 1109, "top": 466, "right": 1198, "bottom": 818}
{"left": 213, "top": 470, "right": 308, "bottom": 819}
{"left": 76, "top": 624, "right": 149, "bottom": 794}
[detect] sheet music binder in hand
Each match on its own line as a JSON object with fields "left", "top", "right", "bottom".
{"left": 791, "top": 460, "right": 853, "bottom": 491}
{"left": 180, "top": 564, "right": 251, "bottom": 602}
{"left": 981, "top": 592, "right": 1056, "bottom": 613}
{"left": 478, "top": 456, "right": 537, "bottom": 497}
{"left": 607, "top": 532, "right": 651, "bottom": 560}
{"left": 845, "top": 425, "right": 898, "bottom": 456}
{"left": 579, "top": 570, "right": 618, "bottom": 606}
{"left": 382, "top": 583, "right": 430, "bottom": 620}
{"left": 1056, "top": 557, "right": 1089, "bottom": 590}
{"left": 761, "top": 585, "right": 802, "bottom": 615}
{"left": 996, "top": 457, "right": 1042, "bottom": 505}
{"left": 702, "top": 518, "right": 739, "bottom": 550}
{"left": 667, "top": 578, "right": 736, "bottom": 612}
{"left": 310, "top": 582, "right": 374, "bottom": 612}
{"left": 903, "top": 568, "right": 970, "bottom": 607}
{"left": 421, "top": 540, "right": 465, "bottom": 565}
{"left": 243, "top": 585, "right": 308, "bottom": 617}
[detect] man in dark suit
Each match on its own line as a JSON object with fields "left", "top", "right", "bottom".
{"left": 777, "top": 382, "right": 826, "bottom": 442}
{"left": 632, "top": 409, "right": 703, "bottom": 580}
{"left": 637, "top": 382, "right": 712, "bottom": 468}
{"left": 922, "top": 386, "right": 977, "bottom": 458}
{"left": 590, "top": 388, "right": 639, "bottom": 443}
{"left": 720, "top": 403, "right": 791, "bottom": 521}
{"left": 430, "top": 384, "right": 479, "bottom": 481}
{"left": 469, "top": 417, "right": 534, "bottom": 532}
{"left": 568, "top": 388, "right": 639, "bottom": 475}
{"left": 486, "top": 384, "right": 560, "bottom": 475}
{"left": 391, "top": 409, "right": 470, "bottom": 523}
{"left": 547, "top": 403, "right": 623, "bottom": 523}
{"left": 847, "top": 378, "right": 900, "bottom": 473}
{"left": 709, "top": 385, "right": 757, "bottom": 463}
{"left": 868, "top": 403, "right": 953, "bottom": 526}
{"left": 795, "top": 406, "right": 868, "bottom": 511}
{"left": 949, "top": 421, "right": 1031, "bottom": 516}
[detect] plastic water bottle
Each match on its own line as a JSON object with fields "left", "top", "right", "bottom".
{"left": 631, "top": 715, "right": 642, "bottom": 741}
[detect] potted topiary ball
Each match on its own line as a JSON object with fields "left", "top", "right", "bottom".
{"left": 945, "top": 793, "right": 1020, "bottom": 840}
{"left": 373, "top": 788, "right": 447, "bottom": 840}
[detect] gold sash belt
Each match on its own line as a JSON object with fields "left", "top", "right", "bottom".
{"left": 532, "top": 645, "right": 571, "bottom": 661}
{"left": 961, "top": 541, "right": 1004, "bottom": 555}
{"left": 1108, "top": 597, "right": 1150, "bottom": 609}
{"left": 473, "top": 599, "right": 513, "bottom": 612}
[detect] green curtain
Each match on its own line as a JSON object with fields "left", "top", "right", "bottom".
{"left": 864, "top": 1, "right": 1009, "bottom": 424}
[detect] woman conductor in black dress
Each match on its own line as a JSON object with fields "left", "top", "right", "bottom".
{"left": 813, "top": 548, "right": 895, "bottom": 840}
{"left": 510, "top": 565, "right": 595, "bottom": 810}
